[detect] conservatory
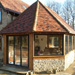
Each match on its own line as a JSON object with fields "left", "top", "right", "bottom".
{"left": 0, "top": 0, "right": 75, "bottom": 72}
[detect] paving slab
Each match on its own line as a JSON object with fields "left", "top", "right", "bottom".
{"left": 0, "top": 70, "right": 18, "bottom": 75}
{"left": 65, "top": 61, "right": 75, "bottom": 75}
{"left": 34, "top": 72, "right": 72, "bottom": 75}
{"left": 0, "top": 65, "right": 29, "bottom": 75}
{"left": 50, "top": 72, "right": 72, "bottom": 75}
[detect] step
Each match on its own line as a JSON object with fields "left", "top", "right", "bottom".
{"left": 0, "top": 65, "right": 33, "bottom": 75}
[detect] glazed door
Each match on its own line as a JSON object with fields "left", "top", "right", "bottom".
{"left": 8, "top": 36, "right": 14, "bottom": 64}
{"left": 7, "top": 35, "right": 29, "bottom": 68}
{"left": 22, "top": 36, "right": 28, "bottom": 67}
{"left": 15, "top": 36, "right": 21, "bottom": 65}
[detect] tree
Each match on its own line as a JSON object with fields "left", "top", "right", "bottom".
{"left": 46, "top": 0, "right": 75, "bottom": 29}
{"left": 46, "top": 0, "right": 61, "bottom": 15}
{"left": 62, "top": 0, "right": 75, "bottom": 29}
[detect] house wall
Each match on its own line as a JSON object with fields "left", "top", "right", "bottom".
{"left": 33, "top": 58, "right": 65, "bottom": 73}
{"left": 0, "top": 9, "right": 16, "bottom": 31}
{"left": 0, "top": 9, "right": 17, "bottom": 60}
{"left": 64, "top": 50, "right": 75, "bottom": 70}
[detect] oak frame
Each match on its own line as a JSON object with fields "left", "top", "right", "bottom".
{"left": 33, "top": 34, "right": 64, "bottom": 57}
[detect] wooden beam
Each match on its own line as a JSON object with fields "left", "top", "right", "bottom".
{"left": 3, "top": 35, "right": 7, "bottom": 64}
{"left": 29, "top": 34, "right": 34, "bottom": 70}
{"left": 74, "top": 36, "right": 75, "bottom": 49}
{"left": 63, "top": 34, "right": 65, "bottom": 55}
{"left": 33, "top": 55, "right": 65, "bottom": 59}
{"left": 72, "top": 36, "right": 73, "bottom": 50}
{"left": 59, "top": 35, "right": 61, "bottom": 49}
{"left": 68, "top": 35, "right": 69, "bottom": 53}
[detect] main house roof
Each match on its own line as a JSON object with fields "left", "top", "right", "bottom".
{"left": 0, "top": 0, "right": 29, "bottom": 14}
{"left": 0, "top": 1, "right": 75, "bottom": 34}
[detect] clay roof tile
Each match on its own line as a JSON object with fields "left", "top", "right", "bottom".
{"left": 0, "top": 1, "right": 75, "bottom": 34}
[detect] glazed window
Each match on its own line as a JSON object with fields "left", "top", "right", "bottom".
{"left": 0, "top": 10, "right": 2, "bottom": 23}
{"left": 65, "top": 35, "right": 68, "bottom": 54}
{"left": 69, "top": 35, "right": 72, "bottom": 51}
{"left": 73, "top": 36, "right": 75, "bottom": 49}
{"left": 34, "top": 35, "right": 63, "bottom": 56}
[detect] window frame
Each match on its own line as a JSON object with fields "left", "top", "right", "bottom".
{"left": 65, "top": 35, "right": 74, "bottom": 55}
{"left": 0, "top": 9, "right": 2, "bottom": 24}
{"left": 7, "top": 35, "right": 29, "bottom": 68}
{"left": 34, "top": 34, "right": 63, "bottom": 57}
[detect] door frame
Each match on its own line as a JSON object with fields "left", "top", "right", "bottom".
{"left": 7, "top": 35, "right": 29, "bottom": 68}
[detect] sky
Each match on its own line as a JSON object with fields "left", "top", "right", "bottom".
{"left": 22, "top": 0, "right": 65, "bottom": 5}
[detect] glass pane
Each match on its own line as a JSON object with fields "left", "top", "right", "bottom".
{"left": 0, "top": 11, "right": 1, "bottom": 22}
{"left": 35, "top": 35, "right": 47, "bottom": 56}
{"left": 15, "top": 36, "right": 20, "bottom": 65}
{"left": 8, "top": 36, "right": 14, "bottom": 64}
{"left": 22, "top": 36, "right": 28, "bottom": 67}
{"left": 65, "top": 35, "right": 68, "bottom": 54}
{"left": 69, "top": 35, "right": 72, "bottom": 52}
{"left": 34, "top": 35, "right": 63, "bottom": 56}
{"left": 49, "top": 36, "right": 59, "bottom": 48}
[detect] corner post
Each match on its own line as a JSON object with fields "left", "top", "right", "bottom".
{"left": 29, "top": 34, "right": 34, "bottom": 70}
{"left": 3, "top": 35, "right": 7, "bottom": 65}
{"left": 63, "top": 34, "right": 65, "bottom": 55}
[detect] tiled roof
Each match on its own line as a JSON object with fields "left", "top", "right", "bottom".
{"left": 0, "top": 1, "right": 75, "bottom": 34}
{"left": 0, "top": 2, "right": 37, "bottom": 34}
{"left": 0, "top": 0, "right": 29, "bottom": 14}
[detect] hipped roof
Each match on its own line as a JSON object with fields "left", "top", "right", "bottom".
{"left": 0, "top": 0, "right": 29, "bottom": 14}
{"left": 0, "top": 1, "right": 75, "bottom": 34}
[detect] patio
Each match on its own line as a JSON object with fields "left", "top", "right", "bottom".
{"left": 0, "top": 65, "right": 30, "bottom": 75}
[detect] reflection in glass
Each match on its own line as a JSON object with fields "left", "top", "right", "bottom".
{"left": 73, "top": 36, "right": 75, "bottom": 49}
{"left": 8, "top": 35, "right": 29, "bottom": 67}
{"left": 65, "top": 35, "right": 68, "bottom": 54}
{"left": 34, "top": 35, "right": 63, "bottom": 56}
{"left": 49, "top": 36, "right": 59, "bottom": 48}
{"left": 69, "top": 35, "right": 72, "bottom": 51}
{"left": 15, "top": 36, "right": 20, "bottom": 65}
{"left": 22, "top": 36, "right": 28, "bottom": 67}
{"left": 8, "top": 36, "right": 14, "bottom": 64}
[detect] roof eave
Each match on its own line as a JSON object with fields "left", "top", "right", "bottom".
{"left": 6, "top": 8, "right": 21, "bottom": 15}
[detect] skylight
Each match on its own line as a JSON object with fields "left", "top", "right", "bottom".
{"left": 22, "top": 5, "right": 27, "bottom": 9}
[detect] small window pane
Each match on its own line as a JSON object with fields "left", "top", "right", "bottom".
{"left": 49, "top": 36, "right": 59, "bottom": 48}
{"left": 69, "top": 35, "right": 72, "bottom": 51}
{"left": 8, "top": 36, "right": 14, "bottom": 64}
{"left": 22, "top": 36, "right": 28, "bottom": 67}
{"left": 65, "top": 35, "right": 68, "bottom": 54}
{"left": 15, "top": 36, "right": 20, "bottom": 65}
